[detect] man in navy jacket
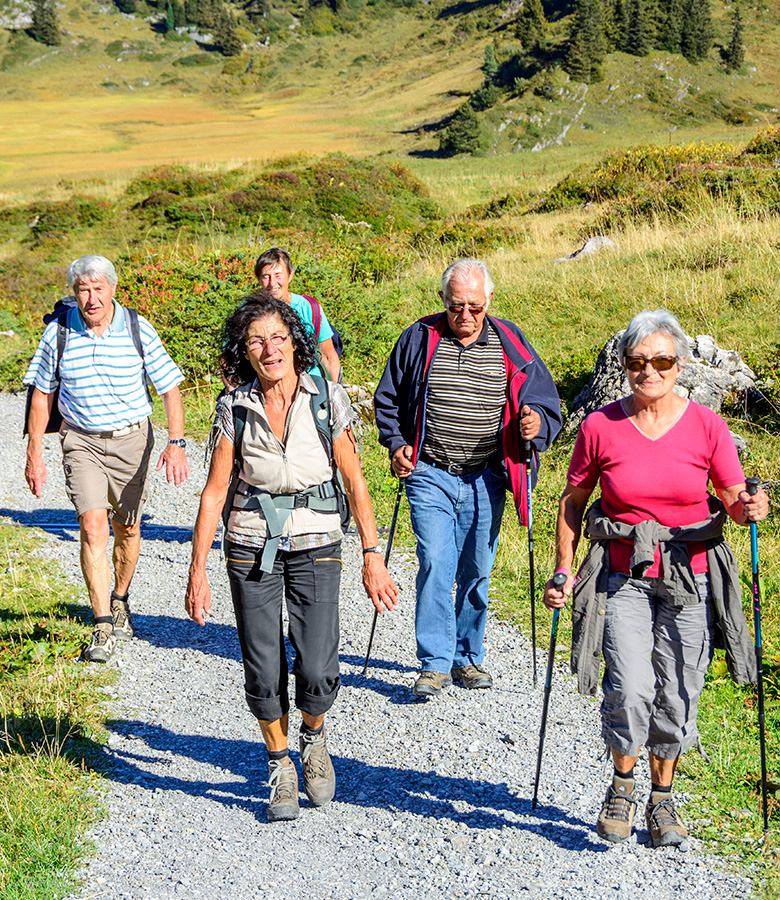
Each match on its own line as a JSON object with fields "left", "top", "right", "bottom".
{"left": 374, "top": 258, "right": 561, "bottom": 696}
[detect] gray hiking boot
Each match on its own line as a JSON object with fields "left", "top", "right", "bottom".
{"left": 451, "top": 664, "right": 493, "bottom": 689}
{"left": 646, "top": 792, "right": 688, "bottom": 847}
{"left": 596, "top": 777, "right": 638, "bottom": 843}
{"left": 84, "top": 623, "right": 117, "bottom": 664}
{"left": 299, "top": 729, "right": 336, "bottom": 807}
{"left": 110, "top": 594, "right": 134, "bottom": 641}
{"left": 412, "top": 671, "right": 453, "bottom": 697}
{"left": 267, "top": 758, "right": 300, "bottom": 822}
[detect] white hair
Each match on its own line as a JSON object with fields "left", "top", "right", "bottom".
{"left": 617, "top": 309, "right": 689, "bottom": 364}
{"left": 66, "top": 255, "right": 118, "bottom": 290}
{"left": 441, "top": 258, "right": 494, "bottom": 307}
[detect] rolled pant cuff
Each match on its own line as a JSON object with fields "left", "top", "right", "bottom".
{"left": 295, "top": 680, "right": 340, "bottom": 718}
{"left": 246, "top": 693, "right": 291, "bottom": 724}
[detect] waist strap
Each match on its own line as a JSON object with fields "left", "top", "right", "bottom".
{"left": 232, "top": 480, "right": 339, "bottom": 572}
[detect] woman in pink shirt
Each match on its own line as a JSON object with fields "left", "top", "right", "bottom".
{"left": 544, "top": 309, "right": 768, "bottom": 848}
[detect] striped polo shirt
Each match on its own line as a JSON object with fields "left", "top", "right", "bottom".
{"left": 24, "top": 302, "right": 184, "bottom": 433}
{"left": 421, "top": 320, "right": 506, "bottom": 467}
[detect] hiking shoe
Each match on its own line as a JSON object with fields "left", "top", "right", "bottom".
{"left": 596, "top": 777, "right": 638, "bottom": 843}
{"left": 84, "top": 623, "right": 116, "bottom": 664}
{"left": 646, "top": 792, "right": 688, "bottom": 847}
{"left": 267, "top": 758, "right": 299, "bottom": 822}
{"left": 299, "top": 729, "right": 336, "bottom": 807}
{"left": 412, "top": 671, "right": 453, "bottom": 697}
{"left": 451, "top": 664, "right": 493, "bottom": 689}
{"left": 110, "top": 594, "right": 134, "bottom": 640}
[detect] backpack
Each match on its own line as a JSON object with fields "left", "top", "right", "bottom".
{"left": 221, "top": 373, "right": 351, "bottom": 572}
{"left": 302, "top": 294, "right": 344, "bottom": 358}
{"left": 23, "top": 302, "right": 145, "bottom": 435}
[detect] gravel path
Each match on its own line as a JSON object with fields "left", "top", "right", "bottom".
{"left": 0, "top": 393, "right": 750, "bottom": 900}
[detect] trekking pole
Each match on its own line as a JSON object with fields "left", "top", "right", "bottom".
{"left": 361, "top": 480, "right": 404, "bottom": 677}
{"left": 746, "top": 477, "right": 769, "bottom": 836}
{"left": 525, "top": 441, "right": 538, "bottom": 687}
{"left": 532, "top": 571, "right": 568, "bottom": 811}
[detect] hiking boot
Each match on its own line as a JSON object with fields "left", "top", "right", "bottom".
{"left": 110, "top": 594, "right": 134, "bottom": 641}
{"left": 596, "top": 777, "right": 638, "bottom": 843}
{"left": 412, "top": 671, "right": 453, "bottom": 697}
{"left": 451, "top": 664, "right": 493, "bottom": 690}
{"left": 267, "top": 758, "right": 299, "bottom": 822}
{"left": 299, "top": 729, "right": 336, "bottom": 807}
{"left": 84, "top": 623, "right": 117, "bottom": 664}
{"left": 646, "top": 792, "right": 688, "bottom": 847}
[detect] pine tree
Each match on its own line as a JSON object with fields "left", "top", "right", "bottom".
{"left": 439, "top": 105, "right": 482, "bottom": 156}
{"left": 115, "top": 0, "right": 138, "bottom": 12}
{"left": 680, "top": 0, "right": 713, "bottom": 62}
{"left": 31, "top": 0, "right": 61, "bottom": 46}
{"left": 564, "top": 0, "right": 606, "bottom": 82}
{"left": 623, "top": 0, "right": 651, "bottom": 55}
{"left": 213, "top": 7, "right": 242, "bottom": 55}
{"left": 516, "top": 0, "right": 548, "bottom": 54}
{"left": 723, "top": 2, "right": 745, "bottom": 72}
{"left": 166, "top": 0, "right": 176, "bottom": 32}
{"left": 658, "top": 0, "right": 683, "bottom": 53}
{"left": 564, "top": 26, "right": 593, "bottom": 82}
{"left": 482, "top": 45, "right": 499, "bottom": 83}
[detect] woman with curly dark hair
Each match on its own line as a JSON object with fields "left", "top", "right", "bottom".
{"left": 186, "top": 292, "right": 398, "bottom": 822}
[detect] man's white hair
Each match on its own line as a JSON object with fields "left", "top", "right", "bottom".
{"left": 441, "top": 258, "right": 494, "bottom": 307}
{"left": 66, "top": 255, "right": 118, "bottom": 290}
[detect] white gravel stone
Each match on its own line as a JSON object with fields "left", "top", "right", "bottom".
{"left": 0, "top": 392, "right": 751, "bottom": 900}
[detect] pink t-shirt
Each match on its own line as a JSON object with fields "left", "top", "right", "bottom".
{"left": 568, "top": 400, "right": 745, "bottom": 576}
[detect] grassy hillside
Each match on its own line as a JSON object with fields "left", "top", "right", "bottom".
{"left": 0, "top": 0, "right": 779, "bottom": 198}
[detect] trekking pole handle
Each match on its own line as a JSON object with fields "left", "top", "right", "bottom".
{"left": 746, "top": 477, "right": 760, "bottom": 497}
{"left": 552, "top": 572, "right": 567, "bottom": 590}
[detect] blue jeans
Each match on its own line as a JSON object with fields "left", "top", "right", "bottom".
{"left": 404, "top": 459, "right": 506, "bottom": 673}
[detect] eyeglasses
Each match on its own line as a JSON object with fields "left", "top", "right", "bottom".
{"left": 246, "top": 333, "right": 290, "bottom": 351}
{"left": 624, "top": 355, "right": 678, "bottom": 372}
{"left": 446, "top": 303, "right": 487, "bottom": 315}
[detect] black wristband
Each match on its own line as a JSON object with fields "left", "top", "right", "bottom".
{"left": 362, "top": 546, "right": 381, "bottom": 556}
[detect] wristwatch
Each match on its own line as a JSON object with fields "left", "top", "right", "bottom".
{"left": 168, "top": 438, "right": 187, "bottom": 448}
{"left": 362, "top": 546, "right": 382, "bottom": 556}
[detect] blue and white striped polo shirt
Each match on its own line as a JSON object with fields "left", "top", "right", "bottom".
{"left": 24, "top": 302, "right": 184, "bottom": 433}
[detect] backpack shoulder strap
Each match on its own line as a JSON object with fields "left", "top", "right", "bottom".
{"left": 54, "top": 311, "right": 68, "bottom": 382}
{"left": 303, "top": 294, "right": 322, "bottom": 344}
{"left": 308, "top": 372, "right": 333, "bottom": 457}
{"left": 124, "top": 307, "right": 145, "bottom": 360}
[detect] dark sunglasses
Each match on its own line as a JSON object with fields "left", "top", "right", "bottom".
{"left": 624, "top": 355, "right": 678, "bottom": 372}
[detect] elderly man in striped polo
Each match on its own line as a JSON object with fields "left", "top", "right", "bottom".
{"left": 374, "top": 258, "right": 561, "bottom": 697}
{"left": 24, "top": 255, "right": 189, "bottom": 663}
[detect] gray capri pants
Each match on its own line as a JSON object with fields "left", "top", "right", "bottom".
{"left": 601, "top": 571, "right": 714, "bottom": 759}
{"left": 225, "top": 541, "right": 342, "bottom": 723}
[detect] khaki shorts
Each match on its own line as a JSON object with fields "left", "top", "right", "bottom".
{"left": 61, "top": 420, "right": 154, "bottom": 525}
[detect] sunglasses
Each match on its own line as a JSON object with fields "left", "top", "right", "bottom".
{"left": 624, "top": 355, "right": 678, "bottom": 372}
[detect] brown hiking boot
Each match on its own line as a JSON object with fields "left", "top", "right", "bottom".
{"left": 646, "top": 792, "right": 688, "bottom": 847}
{"left": 451, "top": 664, "right": 493, "bottom": 689}
{"left": 267, "top": 758, "right": 299, "bottom": 822}
{"left": 84, "top": 623, "right": 117, "bottom": 664}
{"left": 412, "top": 671, "right": 453, "bottom": 697}
{"left": 299, "top": 729, "right": 335, "bottom": 807}
{"left": 596, "top": 776, "right": 638, "bottom": 843}
{"left": 110, "top": 594, "right": 134, "bottom": 641}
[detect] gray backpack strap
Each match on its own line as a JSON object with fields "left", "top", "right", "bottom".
{"left": 232, "top": 480, "right": 339, "bottom": 572}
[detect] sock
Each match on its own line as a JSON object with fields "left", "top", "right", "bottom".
{"left": 300, "top": 723, "right": 323, "bottom": 737}
{"left": 111, "top": 591, "right": 129, "bottom": 603}
{"left": 614, "top": 765, "right": 635, "bottom": 780}
{"left": 650, "top": 783, "right": 672, "bottom": 796}
{"left": 267, "top": 748, "right": 289, "bottom": 762}
{"left": 94, "top": 616, "right": 113, "bottom": 627}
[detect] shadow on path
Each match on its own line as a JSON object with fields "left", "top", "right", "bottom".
{"left": 104, "top": 719, "right": 605, "bottom": 851}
